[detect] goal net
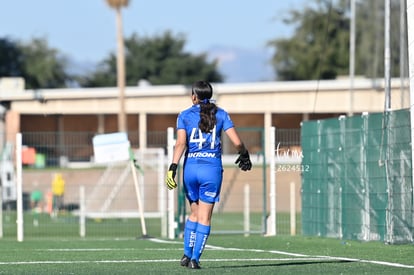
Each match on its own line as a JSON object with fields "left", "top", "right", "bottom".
{"left": 12, "top": 140, "right": 166, "bottom": 240}
{"left": 77, "top": 148, "right": 166, "bottom": 237}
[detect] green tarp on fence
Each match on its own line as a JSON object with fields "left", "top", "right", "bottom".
{"left": 301, "top": 109, "right": 413, "bottom": 243}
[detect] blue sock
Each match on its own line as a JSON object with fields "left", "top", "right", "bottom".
{"left": 191, "top": 223, "right": 211, "bottom": 262}
{"left": 183, "top": 220, "right": 197, "bottom": 257}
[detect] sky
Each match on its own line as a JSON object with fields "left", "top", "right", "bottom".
{"left": 0, "top": 0, "right": 305, "bottom": 83}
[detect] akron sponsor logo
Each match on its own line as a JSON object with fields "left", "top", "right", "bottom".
{"left": 188, "top": 152, "right": 216, "bottom": 158}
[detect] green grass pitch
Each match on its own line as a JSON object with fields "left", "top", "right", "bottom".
{"left": 1, "top": 211, "right": 413, "bottom": 274}
{"left": 1, "top": 235, "right": 414, "bottom": 274}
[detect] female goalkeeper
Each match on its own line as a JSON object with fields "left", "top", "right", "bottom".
{"left": 165, "top": 80, "right": 252, "bottom": 269}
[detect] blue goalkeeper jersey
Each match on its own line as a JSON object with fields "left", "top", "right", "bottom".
{"left": 177, "top": 104, "right": 234, "bottom": 165}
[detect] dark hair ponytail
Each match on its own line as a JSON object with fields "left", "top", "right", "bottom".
{"left": 192, "top": 81, "right": 217, "bottom": 133}
{"left": 199, "top": 101, "right": 217, "bottom": 133}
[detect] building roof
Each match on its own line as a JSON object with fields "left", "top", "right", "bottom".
{"left": 0, "top": 77, "right": 409, "bottom": 114}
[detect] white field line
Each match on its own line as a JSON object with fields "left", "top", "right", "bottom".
{"left": 0, "top": 238, "right": 413, "bottom": 269}
{"left": 153, "top": 238, "right": 414, "bottom": 269}
{"left": 0, "top": 258, "right": 339, "bottom": 265}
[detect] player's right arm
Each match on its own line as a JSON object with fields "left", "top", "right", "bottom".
{"left": 165, "top": 129, "right": 187, "bottom": 190}
{"left": 172, "top": 129, "right": 187, "bottom": 164}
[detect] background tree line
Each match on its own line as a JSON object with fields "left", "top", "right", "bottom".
{"left": 0, "top": 31, "right": 223, "bottom": 90}
{"left": 0, "top": 0, "right": 408, "bottom": 89}
{"left": 269, "top": 0, "right": 407, "bottom": 80}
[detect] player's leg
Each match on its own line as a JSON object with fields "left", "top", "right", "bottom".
{"left": 189, "top": 201, "right": 214, "bottom": 269}
{"left": 181, "top": 165, "right": 200, "bottom": 266}
{"left": 181, "top": 201, "right": 198, "bottom": 266}
{"left": 189, "top": 164, "right": 222, "bottom": 268}
{"left": 184, "top": 163, "right": 223, "bottom": 269}
{"left": 32, "top": 200, "right": 40, "bottom": 226}
{"left": 193, "top": 201, "right": 213, "bottom": 249}
{"left": 52, "top": 195, "right": 59, "bottom": 217}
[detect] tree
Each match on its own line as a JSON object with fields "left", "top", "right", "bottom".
{"left": 105, "top": 0, "right": 129, "bottom": 133}
{"left": 353, "top": 0, "right": 404, "bottom": 79}
{"left": 268, "top": 0, "right": 405, "bottom": 81}
{"left": 268, "top": 0, "right": 349, "bottom": 80}
{"left": 19, "top": 38, "right": 69, "bottom": 89}
{"left": 0, "top": 37, "right": 69, "bottom": 89}
{"left": 0, "top": 38, "right": 22, "bottom": 77}
{"left": 78, "top": 31, "right": 223, "bottom": 87}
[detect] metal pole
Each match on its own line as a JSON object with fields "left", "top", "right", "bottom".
{"left": 266, "top": 126, "right": 276, "bottom": 236}
{"left": 384, "top": 0, "right": 392, "bottom": 111}
{"left": 244, "top": 184, "right": 250, "bottom": 237}
{"left": 406, "top": 0, "right": 414, "bottom": 220}
{"left": 400, "top": 0, "right": 407, "bottom": 108}
{"left": 290, "top": 182, "right": 296, "bottom": 236}
{"left": 349, "top": 0, "right": 356, "bottom": 116}
{"left": 16, "top": 133, "right": 23, "bottom": 242}
{"left": 167, "top": 127, "right": 175, "bottom": 239}
{"left": 116, "top": 7, "right": 127, "bottom": 133}
{"left": 0, "top": 186, "right": 3, "bottom": 238}
{"left": 130, "top": 160, "right": 148, "bottom": 237}
{"left": 157, "top": 148, "right": 167, "bottom": 238}
{"left": 79, "top": 186, "right": 85, "bottom": 238}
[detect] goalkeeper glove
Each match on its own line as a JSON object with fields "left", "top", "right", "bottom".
{"left": 165, "top": 163, "right": 178, "bottom": 190}
{"left": 235, "top": 147, "right": 252, "bottom": 171}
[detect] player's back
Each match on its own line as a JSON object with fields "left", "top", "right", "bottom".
{"left": 178, "top": 105, "right": 233, "bottom": 163}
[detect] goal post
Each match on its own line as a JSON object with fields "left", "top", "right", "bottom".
{"left": 266, "top": 126, "right": 276, "bottom": 236}
{"left": 16, "top": 133, "right": 23, "bottom": 242}
{"left": 167, "top": 127, "right": 176, "bottom": 239}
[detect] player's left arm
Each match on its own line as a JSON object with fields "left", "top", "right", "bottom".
{"left": 225, "top": 127, "right": 252, "bottom": 171}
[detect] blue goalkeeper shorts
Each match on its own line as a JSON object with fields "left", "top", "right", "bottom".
{"left": 183, "top": 162, "right": 223, "bottom": 204}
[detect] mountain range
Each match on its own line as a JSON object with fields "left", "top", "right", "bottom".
{"left": 207, "top": 45, "right": 275, "bottom": 83}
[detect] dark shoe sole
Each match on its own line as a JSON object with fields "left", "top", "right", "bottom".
{"left": 188, "top": 259, "right": 201, "bottom": 269}
{"left": 180, "top": 255, "right": 191, "bottom": 267}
